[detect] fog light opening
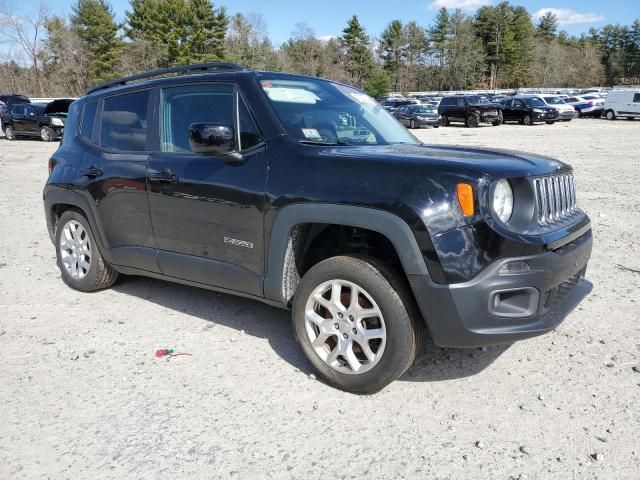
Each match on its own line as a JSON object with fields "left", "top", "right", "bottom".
{"left": 499, "top": 261, "right": 531, "bottom": 274}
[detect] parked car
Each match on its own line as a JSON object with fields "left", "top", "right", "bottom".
{"left": 500, "top": 97, "right": 560, "bottom": 125}
{"left": 536, "top": 95, "right": 577, "bottom": 121}
{"left": 382, "top": 97, "right": 419, "bottom": 113}
{"left": 563, "top": 95, "right": 604, "bottom": 117}
{"left": 2, "top": 99, "right": 73, "bottom": 141}
{"left": 438, "top": 95, "right": 502, "bottom": 127}
{"left": 393, "top": 104, "right": 441, "bottom": 128}
{"left": 603, "top": 90, "right": 640, "bottom": 120}
{"left": 43, "top": 63, "right": 592, "bottom": 393}
{"left": 0, "top": 93, "right": 30, "bottom": 117}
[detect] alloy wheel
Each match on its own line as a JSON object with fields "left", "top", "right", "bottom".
{"left": 40, "top": 127, "right": 51, "bottom": 141}
{"left": 59, "top": 220, "right": 91, "bottom": 279}
{"left": 304, "top": 279, "right": 386, "bottom": 375}
{"left": 5, "top": 126, "right": 13, "bottom": 140}
{"left": 524, "top": 115, "right": 532, "bottom": 125}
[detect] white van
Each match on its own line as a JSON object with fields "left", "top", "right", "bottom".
{"left": 603, "top": 90, "right": 640, "bottom": 120}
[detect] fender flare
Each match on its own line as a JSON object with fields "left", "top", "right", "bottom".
{"left": 263, "top": 203, "right": 431, "bottom": 303}
{"left": 44, "top": 188, "right": 116, "bottom": 265}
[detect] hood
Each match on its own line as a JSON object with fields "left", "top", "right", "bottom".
{"left": 43, "top": 99, "right": 73, "bottom": 116}
{"left": 321, "top": 143, "right": 570, "bottom": 178}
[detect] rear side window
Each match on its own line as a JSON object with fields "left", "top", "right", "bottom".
{"left": 99, "top": 90, "right": 149, "bottom": 152}
{"left": 441, "top": 97, "right": 454, "bottom": 106}
{"left": 633, "top": 93, "right": 640, "bottom": 103}
{"left": 81, "top": 101, "right": 98, "bottom": 142}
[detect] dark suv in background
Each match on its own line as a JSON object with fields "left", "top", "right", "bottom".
{"left": 500, "top": 96, "right": 560, "bottom": 125}
{"left": 438, "top": 95, "right": 503, "bottom": 127}
{"left": 43, "top": 63, "right": 592, "bottom": 393}
{"left": 2, "top": 99, "right": 73, "bottom": 141}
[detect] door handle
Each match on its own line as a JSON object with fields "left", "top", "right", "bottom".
{"left": 81, "top": 166, "right": 103, "bottom": 177}
{"left": 149, "top": 170, "right": 177, "bottom": 184}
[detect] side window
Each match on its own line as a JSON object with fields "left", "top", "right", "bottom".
{"left": 99, "top": 90, "right": 149, "bottom": 152}
{"left": 161, "top": 84, "right": 234, "bottom": 153}
{"left": 12, "top": 105, "right": 24, "bottom": 115}
{"left": 25, "top": 106, "right": 36, "bottom": 117}
{"left": 633, "top": 93, "right": 640, "bottom": 103}
{"left": 457, "top": 98, "right": 465, "bottom": 107}
{"left": 81, "top": 100, "right": 98, "bottom": 142}
{"left": 566, "top": 97, "right": 576, "bottom": 103}
{"left": 237, "top": 96, "right": 261, "bottom": 150}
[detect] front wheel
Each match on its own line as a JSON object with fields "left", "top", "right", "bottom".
{"left": 292, "top": 255, "right": 421, "bottom": 394}
{"left": 523, "top": 114, "right": 533, "bottom": 126}
{"left": 409, "top": 119, "right": 415, "bottom": 129}
{"left": 40, "top": 126, "right": 54, "bottom": 142}
{"left": 465, "top": 114, "right": 479, "bottom": 128}
{"left": 4, "top": 125, "right": 15, "bottom": 140}
{"left": 55, "top": 210, "right": 118, "bottom": 292}
{"left": 605, "top": 110, "right": 615, "bottom": 120}
{"left": 545, "top": 121, "right": 555, "bottom": 125}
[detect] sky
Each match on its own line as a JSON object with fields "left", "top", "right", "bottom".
{"left": 3, "top": 0, "right": 639, "bottom": 46}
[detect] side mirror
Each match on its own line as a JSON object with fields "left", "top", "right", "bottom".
{"left": 188, "top": 123, "right": 235, "bottom": 156}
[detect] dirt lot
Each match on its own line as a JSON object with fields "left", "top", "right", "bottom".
{"left": 1, "top": 119, "right": 639, "bottom": 479}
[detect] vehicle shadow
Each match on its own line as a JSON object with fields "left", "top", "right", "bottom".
{"left": 401, "top": 339, "right": 509, "bottom": 382}
{"left": 112, "top": 275, "right": 510, "bottom": 383}
{"left": 112, "top": 275, "right": 315, "bottom": 374}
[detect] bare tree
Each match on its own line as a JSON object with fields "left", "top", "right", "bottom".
{"left": 0, "top": 3, "right": 48, "bottom": 95}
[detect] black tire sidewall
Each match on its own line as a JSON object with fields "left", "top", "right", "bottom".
{"left": 292, "top": 256, "right": 417, "bottom": 394}
{"left": 55, "top": 211, "right": 102, "bottom": 291}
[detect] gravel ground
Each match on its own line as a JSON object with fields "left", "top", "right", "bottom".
{"left": 1, "top": 119, "right": 639, "bottom": 479}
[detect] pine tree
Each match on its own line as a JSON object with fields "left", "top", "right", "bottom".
{"left": 429, "top": 8, "right": 449, "bottom": 89}
{"left": 70, "top": 0, "right": 123, "bottom": 83}
{"left": 536, "top": 11, "right": 558, "bottom": 41}
{"left": 379, "top": 20, "right": 406, "bottom": 92}
{"left": 340, "top": 15, "right": 373, "bottom": 88}
{"left": 364, "top": 69, "right": 391, "bottom": 97}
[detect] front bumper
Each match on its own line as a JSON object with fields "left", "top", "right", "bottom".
{"left": 533, "top": 111, "right": 560, "bottom": 122}
{"left": 409, "top": 228, "right": 592, "bottom": 347}
{"left": 414, "top": 117, "right": 441, "bottom": 127}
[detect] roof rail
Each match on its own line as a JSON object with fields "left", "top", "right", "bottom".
{"left": 86, "top": 62, "right": 248, "bottom": 95}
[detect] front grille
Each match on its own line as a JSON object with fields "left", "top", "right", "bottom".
{"left": 533, "top": 174, "right": 577, "bottom": 225}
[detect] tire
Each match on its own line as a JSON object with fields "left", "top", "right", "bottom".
{"left": 40, "top": 126, "right": 54, "bottom": 142}
{"left": 605, "top": 110, "right": 615, "bottom": 120}
{"left": 545, "top": 121, "right": 555, "bottom": 125}
{"left": 292, "top": 255, "right": 422, "bottom": 394}
{"left": 523, "top": 114, "right": 533, "bottom": 126}
{"left": 441, "top": 114, "right": 449, "bottom": 126}
{"left": 55, "top": 210, "right": 118, "bottom": 292}
{"left": 410, "top": 119, "right": 415, "bottom": 129}
{"left": 4, "top": 125, "right": 15, "bottom": 140}
{"left": 575, "top": 109, "right": 582, "bottom": 118}
{"left": 465, "top": 114, "right": 479, "bottom": 128}
{"left": 492, "top": 116, "right": 503, "bottom": 126}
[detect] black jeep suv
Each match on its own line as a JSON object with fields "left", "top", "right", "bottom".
{"left": 438, "top": 95, "right": 503, "bottom": 127}
{"left": 43, "top": 63, "right": 592, "bottom": 393}
{"left": 3, "top": 99, "right": 73, "bottom": 141}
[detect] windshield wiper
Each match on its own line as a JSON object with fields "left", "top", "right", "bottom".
{"left": 298, "top": 139, "right": 350, "bottom": 146}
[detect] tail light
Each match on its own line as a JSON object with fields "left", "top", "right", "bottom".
{"left": 48, "top": 158, "right": 56, "bottom": 175}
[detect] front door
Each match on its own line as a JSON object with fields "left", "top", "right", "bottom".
{"left": 147, "top": 83, "right": 267, "bottom": 296}
{"left": 23, "top": 105, "right": 39, "bottom": 134}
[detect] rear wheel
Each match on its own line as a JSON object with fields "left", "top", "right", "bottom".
{"left": 492, "top": 115, "right": 503, "bottom": 126}
{"left": 40, "top": 126, "right": 54, "bottom": 142}
{"left": 545, "top": 121, "right": 555, "bottom": 125}
{"left": 465, "top": 114, "right": 479, "bottom": 128}
{"left": 55, "top": 210, "right": 118, "bottom": 292}
{"left": 4, "top": 125, "right": 15, "bottom": 140}
{"left": 292, "top": 255, "right": 421, "bottom": 394}
{"left": 441, "top": 114, "right": 449, "bottom": 126}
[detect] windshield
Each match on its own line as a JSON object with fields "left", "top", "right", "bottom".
{"left": 543, "top": 96, "right": 565, "bottom": 105}
{"left": 260, "top": 77, "right": 418, "bottom": 146}
{"left": 467, "top": 95, "right": 492, "bottom": 104}
{"left": 31, "top": 104, "right": 45, "bottom": 114}
{"left": 409, "top": 106, "right": 436, "bottom": 114}
{"left": 524, "top": 98, "right": 546, "bottom": 107}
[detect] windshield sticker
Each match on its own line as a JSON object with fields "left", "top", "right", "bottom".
{"left": 263, "top": 87, "right": 320, "bottom": 104}
{"left": 261, "top": 80, "right": 273, "bottom": 88}
{"left": 301, "top": 128, "right": 322, "bottom": 139}
{"left": 350, "top": 92, "right": 376, "bottom": 105}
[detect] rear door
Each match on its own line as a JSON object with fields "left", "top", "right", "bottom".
{"left": 146, "top": 82, "right": 267, "bottom": 296}
{"left": 501, "top": 99, "right": 514, "bottom": 121}
{"left": 74, "top": 89, "right": 159, "bottom": 272}
{"left": 10, "top": 105, "right": 26, "bottom": 133}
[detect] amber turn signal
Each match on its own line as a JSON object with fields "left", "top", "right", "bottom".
{"left": 456, "top": 183, "right": 475, "bottom": 216}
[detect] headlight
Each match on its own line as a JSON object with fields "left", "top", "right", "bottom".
{"left": 51, "top": 118, "right": 64, "bottom": 126}
{"left": 492, "top": 179, "right": 513, "bottom": 223}
{"left": 532, "top": 108, "right": 544, "bottom": 113}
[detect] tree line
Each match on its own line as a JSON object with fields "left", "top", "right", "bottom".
{"left": 1, "top": 0, "right": 638, "bottom": 98}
